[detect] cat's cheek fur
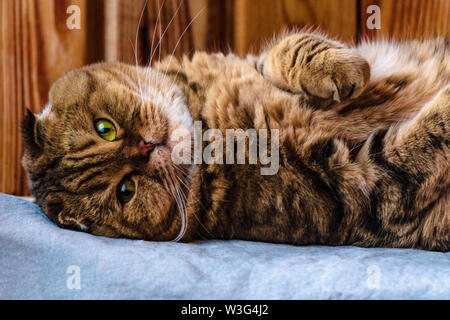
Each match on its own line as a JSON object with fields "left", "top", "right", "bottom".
{"left": 143, "top": 71, "right": 194, "bottom": 142}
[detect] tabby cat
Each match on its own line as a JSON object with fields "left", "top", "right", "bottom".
{"left": 22, "top": 31, "right": 449, "bottom": 251}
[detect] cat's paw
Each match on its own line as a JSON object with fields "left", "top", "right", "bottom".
{"left": 262, "top": 34, "right": 370, "bottom": 103}
{"left": 303, "top": 48, "right": 371, "bottom": 102}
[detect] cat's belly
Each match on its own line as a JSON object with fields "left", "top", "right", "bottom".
{"left": 197, "top": 155, "right": 353, "bottom": 245}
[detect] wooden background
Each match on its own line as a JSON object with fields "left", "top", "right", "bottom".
{"left": 1, "top": 0, "right": 449, "bottom": 196}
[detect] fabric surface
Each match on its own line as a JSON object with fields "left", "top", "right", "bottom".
{"left": 0, "top": 192, "right": 448, "bottom": 299}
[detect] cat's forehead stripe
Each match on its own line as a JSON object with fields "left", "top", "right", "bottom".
{"left": 98, "top": 67, "right": 139, "bottom": 92}
{"left": 69, "top": 139, "right": 98, "bottom": 153}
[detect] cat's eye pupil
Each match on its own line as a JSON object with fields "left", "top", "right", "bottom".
{"left": 95, "top": 119, "right": 117, "bottom": 142}
{"left": 98, "top": 125, "right": 110, "bottom": 134}
{"left": 117, "top": 178, "right": 135, "bottom": 203}
{"left": 120, "top": 184, "right": 132, "bottom": 195}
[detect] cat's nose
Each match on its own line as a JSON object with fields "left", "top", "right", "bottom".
{"left": 138, "top": 139, "right": 155, "bottom": 157}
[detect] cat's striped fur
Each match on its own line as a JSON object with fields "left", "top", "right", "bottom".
{"left": 22, "top": 31, "right": 449, "bottom": 250}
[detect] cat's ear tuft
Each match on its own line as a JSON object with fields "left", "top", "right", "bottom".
{"left": 21, "top": 108, "right": 43, "bottom": 156}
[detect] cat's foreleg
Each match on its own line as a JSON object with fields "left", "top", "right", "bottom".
{"left": 254, "top": 32, "right": 370, "bottom": 105}
{"left": 360, "top": 85, "right": 449, "bottom": 250}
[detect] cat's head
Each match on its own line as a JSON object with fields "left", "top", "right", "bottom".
{"left": 21, "top": 62, "right": 195, "bottom": 241}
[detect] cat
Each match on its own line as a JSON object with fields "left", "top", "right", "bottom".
{"left": 21, "top": 31, "right": 449, "bottom": 251}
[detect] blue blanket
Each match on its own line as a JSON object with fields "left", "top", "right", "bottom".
{"left": 0, "top": 192, "right": 448, "bottom": 299}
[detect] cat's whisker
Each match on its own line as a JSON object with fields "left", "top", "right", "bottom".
{"left": 144, "top": 4, "right": 204, "bottom": 118}
{"left": 163, "top": 7, "right": 206, "bottom": 94}
{"left": 149, "top": 0, "right": 167, "bottom": 67}
{"left": 170, "top": 164, "right": 194, "bottom": 183}
{"left": 147, "top": 0, "right": 183, "bottom": 110}
{"left": 166, "top": 47, "right": 196, "bottom": 95}
{"left": 134, "top": 0, "right": 149, "bottom": 108}
{"left": 160, "top": 163, "right": 188, "bottom": 242}
{"left": 169, "top": 163, "right": 216, "bottom": 239}
{"left": 151, "top": 0, "right": 184, "bottom": 62}
{"left": 131, "top": 42, "right": 146, "bottom": 108}
{"left": 146, "top": 0, "right": 167, "bottom": 104}
{"left": 152, "top": 0, "right": 165, "bottom": 114}
{"left": 173, "top": 191, "right": 188, "bottom": 242}
{"left": 139, "top": 11, "right": 165, "bottom": 118}
{"left": 137, "top": 0, "right": 165, "bottom": 114}
{"left": 171, "top": 167, "right": 189, "bottom": 240}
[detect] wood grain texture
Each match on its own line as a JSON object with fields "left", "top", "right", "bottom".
{"left": 360, "top": 0, "right": 450, "bottom": 40}
{"left": 0, "top": 0, "right": 23, "bottom": 195}
{"left": 189, "top": 0, "right": 234, "bottom": 53}
{"left": 104, "top": 0, "right": 146, "bottom": 63}
{"left": 146, "top": 0, "right": 194, "bottom": 62}
{"left": 104, "top": 0, "right": 194, "bottom": 65}
{"left": 233, "top": 0, "right": 358, "bottom": 55}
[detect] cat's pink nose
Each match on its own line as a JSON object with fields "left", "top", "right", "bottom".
{"left": 138, "top": 139, "right": 155, "bottom": 157}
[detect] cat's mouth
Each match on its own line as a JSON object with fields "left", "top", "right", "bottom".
{"left": 153, "top": 143, "right": 190, "bottom": 170}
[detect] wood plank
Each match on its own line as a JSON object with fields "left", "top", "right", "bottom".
{"left": 104, "top": 0, "right": 146, "bottom": 64}
{"left": 1, "top": 0, "right": 21, "bottom": 195}
{"left": 104, "top": 0, "right": 195, "bottom": 65}
{"left": 360, "top": 0, "right": 450, "bottom": 40}
{"left": 211, "top": 0, "right": 235, "bottom": 52}
{"left": 146, "top": 0, "right": 194, "bottom": 63}
{"left": 233, "top": 0, "right": 358, "bottom": 55}
{"left": 186, "top": 0, "right": 209, "bottom": 51}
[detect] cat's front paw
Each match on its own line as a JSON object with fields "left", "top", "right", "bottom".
{"left": 304, "top": 48, "right": 371, "bottom": 102}
{"left": 263, "top": 34, "right": 370, "bottom": 103}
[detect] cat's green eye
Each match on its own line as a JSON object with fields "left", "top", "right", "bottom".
{"left": 117, "top": 178, "right": 135, "bottom": 203}
{"left": 95, "top": 119, "right": 117, "bottom": 141}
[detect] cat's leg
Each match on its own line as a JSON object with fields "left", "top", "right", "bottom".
{"left": 255, "top": 32, "right": 370, "bottom": 104}
{"left": 360, "top": 85, "right": 449, "bottom": 250}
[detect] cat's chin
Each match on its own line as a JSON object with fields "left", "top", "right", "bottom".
{"left": 146, "top": 142, "right": 194, "bottom": 175}
{"left": 150, "top": 144, "right": 174, "bottom": 165}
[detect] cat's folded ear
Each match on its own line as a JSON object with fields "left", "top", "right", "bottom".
{"left": 21, "top": 108, "right": 43, "bottom": 156}
{"left": 49, "top": 68, "right": 93, "bottom": 107}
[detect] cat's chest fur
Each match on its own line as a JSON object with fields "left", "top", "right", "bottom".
{"left": 160, "top": 53, "right": 352, "bottom": 244}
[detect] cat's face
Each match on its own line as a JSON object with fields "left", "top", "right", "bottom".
{"left": 22, "top": 62, "right": 194, "bottom": 241}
